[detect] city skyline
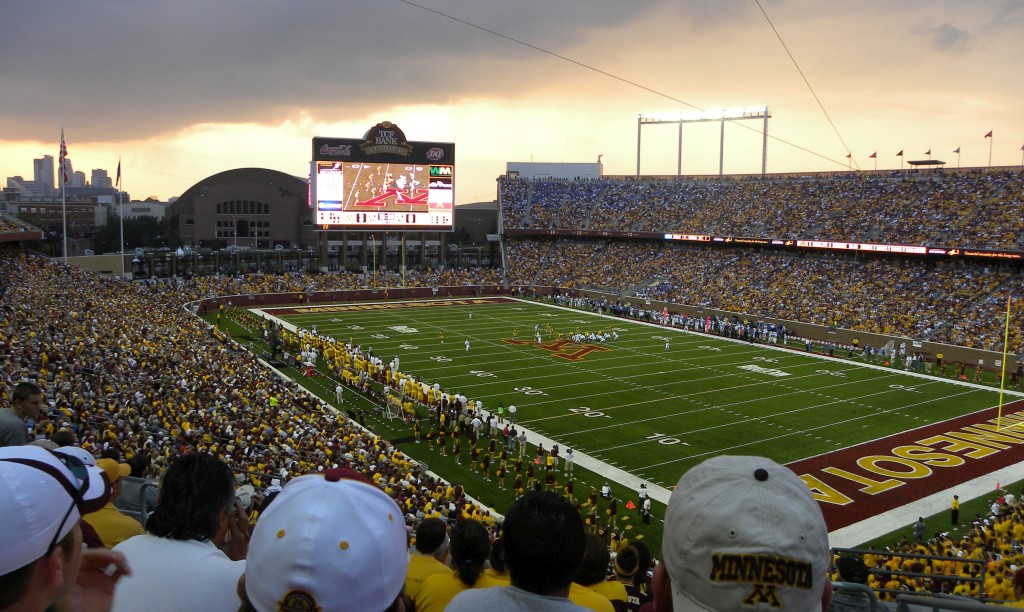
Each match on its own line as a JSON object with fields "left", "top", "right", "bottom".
{"left": 1, "top": 1, "right": 1022, "bottom": 203}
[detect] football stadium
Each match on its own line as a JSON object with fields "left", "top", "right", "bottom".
{"left": 3, "top": 3, "right": 1024, "bottom": 610}
{"left": 3, "top": 165, "right": 1024, "bottom": 609}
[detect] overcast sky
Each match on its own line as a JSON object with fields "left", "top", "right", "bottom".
{"left": 2, "top": 0, "right": 1022, "bottom": 203}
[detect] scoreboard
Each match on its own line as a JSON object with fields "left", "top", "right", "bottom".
{"left": 311, "top": 122, "right": 454, "bottom": 232}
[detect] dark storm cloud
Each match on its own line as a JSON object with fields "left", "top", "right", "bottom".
{"left": 920, "top": 22, "right": 973, "bottom": 53}
{"left": 0, "top": 0, "right": 670, "bottom": 142}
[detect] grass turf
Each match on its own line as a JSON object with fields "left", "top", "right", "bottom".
{"left": 229, "top": 297, "right": 1013, "bottom": 548}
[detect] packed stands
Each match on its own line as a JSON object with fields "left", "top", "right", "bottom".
{"left": 0, "top": 249, "right": 503, "bottom": 534}
{"left": 500, "top": 170, "right": 1024, "bottom": 250}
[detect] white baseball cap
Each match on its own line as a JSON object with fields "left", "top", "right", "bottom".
{"left": 244, "top": 468, "right": 409, "bottom": 612}
{"left": 0, "top": 445, "right": 111, "bottom": 574}
{"left": 663, "top": 455, "right": 830, "bottom": 611}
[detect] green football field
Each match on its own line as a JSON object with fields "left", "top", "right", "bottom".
{"left": 255, "top": 296, "right": 1014, "bottom": 544}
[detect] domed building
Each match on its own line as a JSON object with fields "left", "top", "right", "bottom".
{"left": 171, "top": 168, "right": 313, "bottom": 250}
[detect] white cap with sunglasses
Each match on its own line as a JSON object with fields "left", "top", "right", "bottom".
{"left": 0, "top": 445, "right": 112, "bottom": 574}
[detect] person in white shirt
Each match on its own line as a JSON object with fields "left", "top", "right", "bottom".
{"left": 112, "top": 453, "right": 248, "bottom": 612}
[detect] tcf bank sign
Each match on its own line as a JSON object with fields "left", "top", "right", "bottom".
{"left": 360, "top": 121, "right": 413, "bottom": 157}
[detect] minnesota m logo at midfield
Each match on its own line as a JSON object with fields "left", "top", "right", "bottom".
{"left": 502, "top": 338, "right": 611, "bottom": 361}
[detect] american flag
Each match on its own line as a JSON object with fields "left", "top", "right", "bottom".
{"left": 59, "top": 129, "right": 69, "bottom": 185}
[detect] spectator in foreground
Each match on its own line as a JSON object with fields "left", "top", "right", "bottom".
{"left": 0, "top": 381, "right": 43, "bottom": 447}
{"left": 415, "top": 519, "right": 503, "bottom": 611}
{"left": 115, "top": 452, "right": 158, "bottom": 521}
{"left": 829, "top": 555, "right": 874, "bottom": 611}
{"left": 111, "top": 453, "right": 248, "bottom": 612}
{"left": 240, "top": 468, "right": 410, "bottom": 611}
{"left": 84, "top": 458, "right": 145, "bottom": 547}
{"left": 576, "top": 532, "right": 628, "bottom": 611}
{"left": 404, "top": 517, "right": 450, "bottom": 600}
{"left": 447, "top": 490, "right": 590, "bottom": 611}
{"left": 648, "top": 455, "right": 832, "bottom": 611}
{"left": 0, "top": 445, "right": 130, "bottom": 611}
{"left": 613, "top": 542, "right": 653, "bottom": 611}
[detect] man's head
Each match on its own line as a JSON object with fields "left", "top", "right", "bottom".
{"left": 414, "top": 517, "right": 449, "bottom": 560}
{"left": 660, "top": 455, "right": 831, "bottom": 611}
{"left": 502, "top": 490, "right": 585, "bottom": 597}
{"left": 97, "top": 458, "right": 132, "bottom": 501}
{"left": 146, "top": 452, "right": 235, "bottom": 541}
{"left": 12, "top": 381, "right": 44, "bottom": 421}
{"left": 0, "top": 445, "right": 110, "bottom": 609}
{"left": 242, "top": 468, "right": 409, "bottom": 611}
{"left": 836, "top": 556, "right": 869, "bottom": 584}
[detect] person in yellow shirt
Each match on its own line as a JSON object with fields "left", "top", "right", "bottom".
{"left": 404, "top": 518, "right": 450, "bottom": 601}
{"left": 1006, "top": 568, "right": 1024, "bottom": 607}
{"left": 83, "top": 457, "right": 145, "bottom": 547}
{"left": 447, "top": 491, "right": 604, "bottom": 611}
{"left": 414, "top": 520, "right": 504, "bottom": 612}
{"left": 575, "top": 533, "right": 626, "bottom": 611}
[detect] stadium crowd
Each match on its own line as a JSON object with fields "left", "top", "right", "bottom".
{"left": 505, "top": 238, "right": 1024, "bottom": 352}
{"left": 829, "top": 491, "right": 1024, "bottom": 606}
{"left": 0, "top": 248, "right": 521, "bottom": 517}
{"left": 500, "top": 170, "right": 1024, "bottom": 250}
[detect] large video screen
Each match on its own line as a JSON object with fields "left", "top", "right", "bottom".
{"left": 312, "top": 123, "right": 454, "bottom": 232}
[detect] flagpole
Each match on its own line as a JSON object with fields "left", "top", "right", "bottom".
{"left": 987, "top": 131, "right": 994, "bottom": 168}
{"left": 117, "top": 157, "right": 125, "bottom": 278}
{"left": 60, "top": 127, "right": 68, "bottom": 263}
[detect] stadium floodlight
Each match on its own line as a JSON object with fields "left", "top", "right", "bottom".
{"left": 637, "top": 105, "right": 771, "bottom": 176}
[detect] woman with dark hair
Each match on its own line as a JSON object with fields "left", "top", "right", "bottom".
{"left": 111, "top": 453, "right": 249, "bottom": 612}
{"left": 485, "top": 536, "right": 510, "bottom": 583}
{"left": 414, "top": 519, "right": 503, "bottom": 612}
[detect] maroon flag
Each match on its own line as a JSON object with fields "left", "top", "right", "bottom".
{"left": 985, "top": 131, "right": 993, "bottom": 138}
{"left": 896, "top": 150, "right": 904, "bottom": 157}
{"left": 953, "top": 147, "right": 960, "bottom": 154}
{"left": 116, "top": 159, "right": 121, "bottom": 188}
{"left": 924, "top": 149, "right": 931, "bottom": 155}
{"left": 59, "top": 129, "right": 69, "bottom": 185}
{"left": 869, "top": 152, "right": 877, "bottom": 158}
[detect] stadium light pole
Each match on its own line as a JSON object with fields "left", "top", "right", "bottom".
{"left": 637, "top": 106, "right": 770, "bottom": 177}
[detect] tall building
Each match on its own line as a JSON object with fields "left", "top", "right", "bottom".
{"left": 91, "top": 169, "right": 112, "bottom": 189}
{"left": 70, "top": 170, "right": 86, "bottom": 188}
{"left": 5, "top": 176, "right": 49, "bottom": 197}
{"left": 33, "top": 155, "right": 54, "bottom": 195}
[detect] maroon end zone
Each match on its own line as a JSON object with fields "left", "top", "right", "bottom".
{"left": 267, "top": 297, "right": 516, "bottom": 316}
{"left": 789, "top": 400, "right": 1024, "bottom": 531}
